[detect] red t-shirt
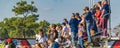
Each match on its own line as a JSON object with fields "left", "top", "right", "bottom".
{"left": 95, "top": 10, "right": 101, "bottom": 19}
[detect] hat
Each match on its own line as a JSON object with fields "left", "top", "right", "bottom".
{"left": 7, "top": 38, "right": 12, "bottom": 43}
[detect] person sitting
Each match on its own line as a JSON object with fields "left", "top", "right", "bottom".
{"left": 63, "top": 34, "right": 72, "bottom": 48}
{"left": 61, "top": 23, "right": 69, "bottom": 37}
{"left": 78, "top": 23, "right": 84, "bottom": 48}
{"left": 36, "top": 29, "right": 48, "bottom": 48}
{"left": 48, "top": 24, "right": 58, "bottom": 40}
{"left": 48, "top": 38, "right": 59, "bottom": 48}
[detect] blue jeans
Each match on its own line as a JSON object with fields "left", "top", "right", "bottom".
{"left": 78, "top": 37, "right": 84, "bottom": 48}
{"left": 71, "top": 32, "right": 77, "bottom": 46}
{"left": 86, "top": 22, "right": 92, "bottom": 42}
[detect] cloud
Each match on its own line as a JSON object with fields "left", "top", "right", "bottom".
{"left": 42, "top": 8, "right": 54, "bottom": 11}
{"left": 53, "top": 0, "right": 63, "bottom": 2}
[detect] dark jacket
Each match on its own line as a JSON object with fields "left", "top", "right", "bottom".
{"left": 69, "top": 18, "right": 78, "bottom": 33}
{"left": 102, "top": 4, "right": 110, "bottom": 19}
{"left": 85, "top": 11, "right": 93, "bottom": 23}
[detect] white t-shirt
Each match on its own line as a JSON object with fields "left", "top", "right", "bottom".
{"left": 36, "top": 34, "right": 48, "bottom": 43}
{"left": 62, "top": 26, "right": 69, "bottom": 33}
{"left": 55, "top": 38, "right": 59, "bottom": 43}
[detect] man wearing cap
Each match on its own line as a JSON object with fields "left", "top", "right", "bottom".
{"left": 84, "top": 7, "right": 93, "bottom": 42}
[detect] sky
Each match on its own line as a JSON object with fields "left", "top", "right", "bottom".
{"left": 0, "top": 0, "right": 120, "bottom": 28}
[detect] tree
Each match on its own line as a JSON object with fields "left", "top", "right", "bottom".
{"left": 39, "top": 20, "right": 50, "bottom": 34}
{"left": 0, "top": 0, "right": 50, "bottom": 38}
{"left": 12, "top": 0, "right": 39, "bottom": 38}
{"left": 0, "top": 26, "right": 9, "bottom": 38}
{"left": 12, "top": 0, "right": 38, "bottom": 16}
{"left": 56, "top": 23, "right": 61, "bottom": 26}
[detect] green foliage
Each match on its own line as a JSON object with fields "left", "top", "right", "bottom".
{"left": 12, "top": 0, "right": 38, "bottom": 16}
{"left": 12, "top": 0, "right": 39, "bottom": 38}
{"left": 0, "top": 28, "right": 9, "bottom": 38}
{"left": 56, "top": 23, "right": 61, "bottom": 26}
{"left": 0, "top": 0, "right": 50, "bottom": 38}
{"left": 0, "top": 17, "right": 50, "bottom": 38}
{"left": 38, "top": 20, "right": 50, "bottom": 34}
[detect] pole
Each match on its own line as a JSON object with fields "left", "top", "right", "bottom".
{"left": 91, "top": 0, "right": 93, "bottom": 8}
{"left": 89, "top": 0, "right": 91, "bottom": 8}
{"left": 93, "top": 0, "right": 94, "bottom": 7}
{"left": 108, "top": 0, "right": 111, "bottom": 36}
{"left": 91, "top": 0, "right": 92, "bottom": 8}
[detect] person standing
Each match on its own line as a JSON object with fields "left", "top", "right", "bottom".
{"left": 95, "top": 7, "right": 102, "bottom": 33}
{"left": 97, "top": 1, "right": 102, "bottom": 10}
{"left": 101, "top": 0, "right": 110, "bottom": 36}
{"left": 84, "top": 7, "right": 93, "bottom": 42}
{"left": 75, "top": 13, "right": 82, "bottom": 23}
{"left": 69, "top": 13, "right": 78, "bottom": 46}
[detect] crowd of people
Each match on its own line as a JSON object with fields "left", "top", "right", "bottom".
{"left": 1, "top": 0, "right": 111, "bottom": 48}
{"left": 32, "top": 0, "right": 111, "bottom": 48}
